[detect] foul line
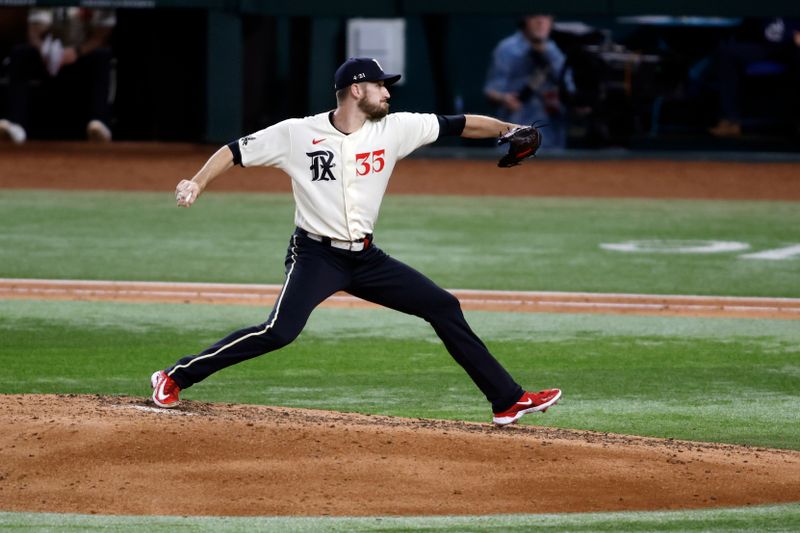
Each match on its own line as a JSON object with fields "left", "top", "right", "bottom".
{"left": 1, "top": 278, "right": 799, "bottom": 319}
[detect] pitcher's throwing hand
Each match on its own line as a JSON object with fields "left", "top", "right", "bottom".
{"left": 175, "top": 179, "right": 199, "bottom": 207}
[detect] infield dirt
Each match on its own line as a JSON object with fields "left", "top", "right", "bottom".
{"left": 1, "top": 143, "right": 799, "bottom": 516}
{"left": 2, "top": 141, "right": 800, "bottom": 200}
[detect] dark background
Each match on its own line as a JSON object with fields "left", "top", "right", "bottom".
{"left": 1, "top": 1, "right": 799, "bottom": 150}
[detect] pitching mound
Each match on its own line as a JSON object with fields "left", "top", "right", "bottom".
{"left": 1, "top": 395, "right": 799, "bottom": 517}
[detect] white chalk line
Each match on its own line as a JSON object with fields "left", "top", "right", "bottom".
{"left": 118, "top": 405, "right": 195, "bottom": 416}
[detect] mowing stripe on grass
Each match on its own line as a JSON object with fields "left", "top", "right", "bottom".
{"left": 2, "top": 191, "right": 799, "bottom": 297}
{"left": 1, "top": 504, "right": 800, "bottom": 532}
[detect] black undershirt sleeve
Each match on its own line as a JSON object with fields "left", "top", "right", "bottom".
{"left": 227, "top": 140, "right": 243, "bottom": 167}
{"left": 436, "top": 114, "right": 466, "bottom": 139}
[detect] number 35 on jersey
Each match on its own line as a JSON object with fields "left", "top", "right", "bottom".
{"left": 356, "top": 149, "right": 385, "bottom": 176}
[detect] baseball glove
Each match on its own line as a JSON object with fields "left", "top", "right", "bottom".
{"left": 497, "top": 123, "right": 544, "bottom": 168}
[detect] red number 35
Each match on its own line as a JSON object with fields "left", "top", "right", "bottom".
{"left": 356, "top": 149, "right": 386, "bottom": 176}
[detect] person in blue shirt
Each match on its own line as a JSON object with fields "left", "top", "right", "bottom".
{"left": 484, "top": 15, "right": 575, "bottom": 149}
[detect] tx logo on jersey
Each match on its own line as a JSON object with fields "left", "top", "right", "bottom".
{"left": 240, "top": 135, "right": 256, "bottom": 146}
{"left": 306, "top": 150, "right": 336, "bottom": 181}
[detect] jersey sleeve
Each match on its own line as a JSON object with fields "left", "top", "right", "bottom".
{"left": 390, "top": 113, "right": 440, "bottom": 159}
{"left": 236, "top": 119, "right": 293, "bottom": 168}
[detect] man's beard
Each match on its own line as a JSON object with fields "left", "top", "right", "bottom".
{"left": 358, "top": 97, "right": 389, "bottom": 120}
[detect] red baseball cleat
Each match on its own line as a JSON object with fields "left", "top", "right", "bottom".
{"left": 492, "top": 389, "right": 562, "bottom": 426}
{"left": 150, "top": 370, "right": 181, "bottom": 408}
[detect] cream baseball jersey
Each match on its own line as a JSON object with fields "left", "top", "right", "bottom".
{"left": 234, "top": 111, "right": 440, "bottom": 242}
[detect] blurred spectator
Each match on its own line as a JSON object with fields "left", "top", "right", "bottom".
{"left": 709, "top": 17, "right": 800, "bottom": 137}
{"left": 484, "top": 15, "right": 575, "bottom": 149}
{"left": 0, "top": 7, "right": 115, "bottom": 144}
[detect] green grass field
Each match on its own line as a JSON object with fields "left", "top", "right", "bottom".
{"left": 1, "top": 190, "right": 799, "bottom": 295}
{"left": 1, "top": 189, "right": 798, "bottom": 531}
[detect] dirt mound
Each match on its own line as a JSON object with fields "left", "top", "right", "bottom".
{"left": 1, "top": 394, "right": 798, "bottom": 517}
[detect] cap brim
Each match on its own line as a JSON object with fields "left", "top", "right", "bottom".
{"left": 378, "top": 74, "right": 401, "bottom": 86}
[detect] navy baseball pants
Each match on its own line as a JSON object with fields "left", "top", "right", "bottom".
{"left": 167, "top": 229, "right": 524, "bottom": 412}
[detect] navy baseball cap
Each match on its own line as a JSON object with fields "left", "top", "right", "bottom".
{"left": 334, "top": 57, "right": 401, "bottom": 91}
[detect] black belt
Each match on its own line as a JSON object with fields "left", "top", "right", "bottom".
{"left": 296, "top": 228, "right": 372, "bottom": 252}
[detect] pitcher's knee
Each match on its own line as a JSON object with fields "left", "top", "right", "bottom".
{"left": 269, "top": 328, "right": 300, "bottom": 349}
{"left": 424, "top": 291, "right": 463, "bottom": 320}
{"left": 251, "top": 324, "right": 300, "bottom": 350}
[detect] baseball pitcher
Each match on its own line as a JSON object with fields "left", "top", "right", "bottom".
{"left": 152, "top": 57, "right": 557, "bottom": 425}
